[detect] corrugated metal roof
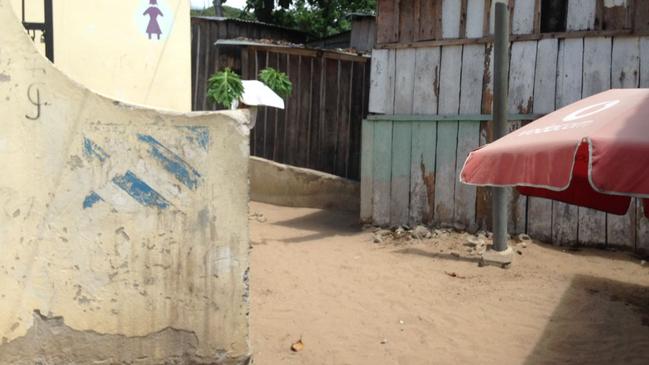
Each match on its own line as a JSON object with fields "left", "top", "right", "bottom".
{"left": 191, "top": 16, "right": 306, "bottom": 34}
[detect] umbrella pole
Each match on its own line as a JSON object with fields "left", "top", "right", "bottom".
{"left": 491, "top": 1, "right": 510, "bottom": 253}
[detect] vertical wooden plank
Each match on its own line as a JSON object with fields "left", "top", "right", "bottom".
{"left": 409, "top": 122, "right": 437, "bottom": 226}
{"left": 442, "top": 0, "right": 463, "bottom": 38}
{"left": 389, "top": 49, "right": 416, "bottom": 226}
{"left": 273, "top": 52, "right": 288, "bottom": 163}
{"left": 348, "top": 61, "right": 366, "bottom": 181}
{"left": 508, "top": 41, "right": 537, "bottom": 114}
{"left": 369, "top": 49, "right": 396, "bottom": 114}
{"left": 476, "top": 43, "right": 494, "bottom": 231}
{"left": 377, "top": 0, "right": 400, "bottom": 44}
{"left": 296, "top": 55, "right": 312, "bottom": 169}
{"left": 438, "top": 46, "right": 463, "bottom": 114}
{"left": 578, "top": 37, "right": 612, "bottom": 246}
{"left": 394, "top": 49, "right": 416, "bottom": 114}
{"left": 466, "top": 0, "right": 486, "bottom": 38}
{"left": 308, "top": 56, "right": 323, "bottom": 170}
{"left": 553, "top": 38, "right": 583, "bottom": 245}
{"left": 321, "top": 58, "right": 340, "bottom": 174}
{"left": 640, "top": 37, "right": 649, "bottom": 87}
{"left": 372, "top": 121, "right": 393, "bottom": 226}
{"left": 390, "top": 122, "right": 413, "bottom": 226}
{"left": 635, "top": 0, "right": 649, "bottom": 32}
{"left": 285, "top": 54, "right": 301, "bottom": 167}
{"left": 567, "top": 0, "right": 597, "bottom": 31}
{"left": 512, "top": 0, "right": 536, "bottom": 34}
{"left": 399, "top": 0, "right": 416, "bottom": 43}
{"left": 454, "top": 44, "right": 484, "bottom": 232}
{"left": 601, "top": 0, "right": 632, "bottom": 30}
{"left": 257, "top": 50, "right": 271, "bottom": 159}
{"left": 608, "top": 36, "right": 640, "bottom": 249}
{"left": 335, "top": 61, "right": 353, "bottom": 177}
{"left": 413, "top": 47, "right": 441, "bottom": 115}
{"left": 506, "top": 41, "right": 537, "bottom": 234}
{"left": 360, "top": 119, "right": 375, "bottom": 222}
{"left": 418, "top": 0, "right": 444, "bottom": 40}
{"left": 528, "top": 38, "right": 558, "bottom": 243}
{"left": 409, "top": 47, "right": 440, "bottom": 225}
{"left": 434, "top": 45, "right": 462, "bottom": 225}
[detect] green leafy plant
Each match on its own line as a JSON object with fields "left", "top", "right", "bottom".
{"left": 207, "top": 68, "right": 244, "bottom": 109}
{"left": 259, "top": 67, "right": 293, "bottom": 98}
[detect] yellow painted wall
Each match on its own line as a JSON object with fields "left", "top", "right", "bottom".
{"left": 10, "top": 0, "right": 191, "bottom": 111}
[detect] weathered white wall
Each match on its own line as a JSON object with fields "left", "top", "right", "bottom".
{"left": 0, "top": 1, "right": 250, "bottom": 363}
{"left": 9, "top": 0, "right": 191, "bottom": 112}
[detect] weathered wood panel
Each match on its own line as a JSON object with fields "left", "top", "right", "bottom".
{"left": 360, "top": 120, "right": 374, "bottom": 222}
{"left": 369, "top": 49, "right": 395, "bottom": 114}
{"left": 608, "top": 36, "right": 640, "bottom": 248}
{"left": 567, "top": 0, "right": 597, "bottom": 31}
{"left": 512, "top": 0, "right": 536, "bottom": 34}
{"left": 434, "top": 45, "right": 462, "bottom": 224}
{"left": 417, "top": 0, "right": 444, "bottom": 41}
{"left": 553, "top": 38, "right": 583, "bottom": 245}
{"left": 579, "top": 37, "right": 611, "bottom": 246}
{"left": 527, "top": 38, "right": 558, "bottom": 243}
{"left": 413, "top": 47, "right": 441, "bottom": 114}
{"left": 476, "top": 43, "right": 494, "bottom": 231}
{"left": 466, "top": 0, "right": 486, "bottom": 38}
{"left": 434, "top": 122, "right": 459, "bottom": 225}
{"left": 409, "top": 122, "right": 438, "bottom": 226}
{"left": 409, "top": 47, "right": 440, "bottom": 226}
{"left": 442, "top": 0, "right": 463, "bottom": 38}
{"left": 390, "top": 122, "right": 413, "bottom": 225}
{"left": 507, "top": 41, "right": 536, "bottom": 234}
{"left": 390, "top": 49, "right": 416, "bottom": 225}
{"left": 372, "top": 121, "right": 393, "bottom": 226}
{"left": 334, "top": 60, "right": 353, "bottom": 177}
{"left": 454, "top": 44, "right": 485, "bottom": 231}
{"left": 377, "top": 0, "right": 399, "bottom": 44}
{"left": 599, "top": 0, "right": 632, "bottom": 31}
{"left": 399, "top": 0, "right": 416, "bottom": 43}
{"left": 635, "top": 1, "right": 649, "bottom": 32}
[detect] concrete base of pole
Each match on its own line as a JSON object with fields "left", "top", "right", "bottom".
{"left": 479, "top": 246, "right": 514, "bottom": 268}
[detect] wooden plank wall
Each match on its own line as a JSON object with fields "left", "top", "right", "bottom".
{"left": 363, "top": 35, "right": 649, "bottom": 254}
{"left": 191, "top": 26, "right": 370, "bottom": 180}
{"left": 376, "top": 0, "right": 649, "bottom": 45}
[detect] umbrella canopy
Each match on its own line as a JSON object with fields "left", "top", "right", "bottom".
{"left": 460, "top": 89, "right": 649, "bottom": 217}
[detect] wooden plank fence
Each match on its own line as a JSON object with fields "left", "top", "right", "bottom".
{"left": 362, "top": 35, "right": 649, "bottom": 255}
{"left": 191, "top": 28, "right": 370, "bottom": 180}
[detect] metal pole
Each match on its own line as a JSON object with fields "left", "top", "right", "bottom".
{"left": 44, "top": 0, "right": 54, "bottom": 62}
{"left": 492, "top": 1, "right": 509, "bottom": 252}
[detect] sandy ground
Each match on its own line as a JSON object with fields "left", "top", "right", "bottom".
{"left": 248, "top": 202, "right": 649, "bottom": 365}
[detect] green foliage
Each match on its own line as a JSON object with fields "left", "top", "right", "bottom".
{"left": 190, "top": 5, "right": 254, "bottom": 19}
{"left": 244, "top": 0, "right": 376, "bottom": 37}
{"left": 259, "top": 67, "right": 293, "bottom": 98}
{"left": 207, "top": 68, "right": 244, "bottom": 109}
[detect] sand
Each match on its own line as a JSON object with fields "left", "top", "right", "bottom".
{"left": 249, "top": 202, "right": 649, "bottom": 365}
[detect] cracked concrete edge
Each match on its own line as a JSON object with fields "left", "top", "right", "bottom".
{"left": 0, "top": 310, "right": 251, "bottom": 365}
{"left": 250, "top": 156, "right": 360, "bottom": 212}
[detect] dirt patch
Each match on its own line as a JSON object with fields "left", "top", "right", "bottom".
{"left": 249, "top": 202, "right": 649, "bottom": 365}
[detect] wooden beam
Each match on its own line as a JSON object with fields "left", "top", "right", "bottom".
{"left": 365, "top": 114, "right": 544, "bottom": 122}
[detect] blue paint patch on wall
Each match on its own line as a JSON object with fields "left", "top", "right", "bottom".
{"left": 112, "top": 170, "right": 170, "bottom": 209}
{"left": 177, "top": 126, "right": 210, "bottom": 151}
{"left": 83, "top": 137, "right": 110, "bottom": 162}
{"left": 82, "top": 191, "right": 103, "bottom": 209}
{"left": 137, "top": 134, "right": 202, "bottom": 190}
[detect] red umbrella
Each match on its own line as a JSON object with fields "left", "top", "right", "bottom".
{"left": 460, "top": 89, "right": 649, "bottom": 218}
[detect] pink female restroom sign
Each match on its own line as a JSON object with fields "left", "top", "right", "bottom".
{"left": 137, "top": 0, "right": 173, "bottom": 41}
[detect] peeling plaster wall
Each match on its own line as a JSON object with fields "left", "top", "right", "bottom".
{"left": 0, "top": 1, "right": 250, "bottom": 363}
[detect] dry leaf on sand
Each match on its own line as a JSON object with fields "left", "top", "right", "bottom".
{"left": 291, "top": 338, "right": 304, "bottom": 352}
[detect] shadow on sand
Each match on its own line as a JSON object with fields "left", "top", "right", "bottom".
{"left": 271, "top": 209, "right": 362, "bottom": 244}
{"left": 524, "top": 274, "right": 649, "bottom": 365}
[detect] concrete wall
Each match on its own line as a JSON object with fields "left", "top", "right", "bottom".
{"left": 0, "top": 1, "right": 250, "bottom": 363}
{"left": 250, "top": 157, "right": 360, "bottom": 212}
{"left": 10, "top": 0, "right": 191, "bottom": 112}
